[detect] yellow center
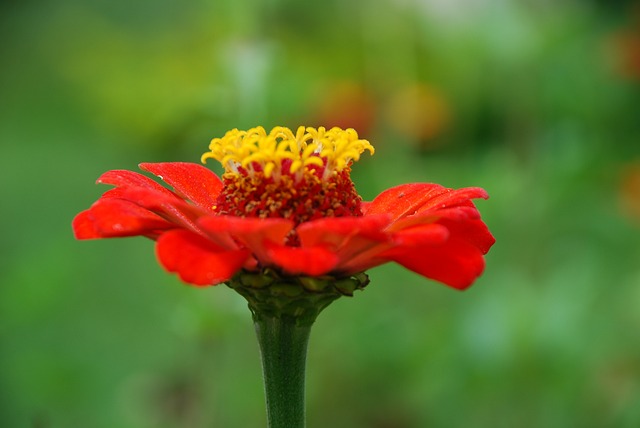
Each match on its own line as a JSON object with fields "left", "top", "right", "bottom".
{"left": 201, "top": 126, "right": 374, "bottom": 180}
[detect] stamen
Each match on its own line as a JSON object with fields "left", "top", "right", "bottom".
{"left": 202, "top": 126, "right": 374, "bottom": 180}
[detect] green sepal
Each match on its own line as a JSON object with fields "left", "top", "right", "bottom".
{"left": 226, "top": 269, "right": 370, "bottom": 326}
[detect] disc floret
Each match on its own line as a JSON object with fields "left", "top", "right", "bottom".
{"left": 201, "top": 126, "right": 375, "bottom": 227}
{"left": 201, "top": 126, "right": 374, "bottom": 181}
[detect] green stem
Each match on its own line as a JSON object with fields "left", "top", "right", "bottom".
{"left": 228, "top": 269, "right": 370, "bottom": 427}
{"left": 253, "top": 315, "right": 312, "bottom": 428}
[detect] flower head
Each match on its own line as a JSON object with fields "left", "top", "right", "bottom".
{"left": 73, "top": 126, "right": 494, "bottom": 291}
{"left": 201, "top": 127, "right": 373, "bottom": 234}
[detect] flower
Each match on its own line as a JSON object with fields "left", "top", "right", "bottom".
{"left": 73, "top": 126, "right": 494, "bottom": 290}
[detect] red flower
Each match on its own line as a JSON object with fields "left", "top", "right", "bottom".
{"left": 73, "top": 126, "right": 494, "bottom": 289}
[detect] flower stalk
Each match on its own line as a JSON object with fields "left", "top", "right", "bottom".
{"left": 227, "top": 270, "right": 371, "bottom": 427}
{"left": 253, "top": 314, "right": 312, "bottom": 428}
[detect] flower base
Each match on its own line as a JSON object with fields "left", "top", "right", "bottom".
{"left": 227, "top": 269, "right": 370, "bottom": 326}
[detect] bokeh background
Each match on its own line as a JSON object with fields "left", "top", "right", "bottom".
{"left": 2, "top": 0, "right": 640, "bottom": 426}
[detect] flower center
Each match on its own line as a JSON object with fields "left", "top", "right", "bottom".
{"left": 202, "top": 126, "right": 374, "bottom": 235}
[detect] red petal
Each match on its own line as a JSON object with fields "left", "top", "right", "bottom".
{"left": 109, "top": 187, "right": 206, "bottom": 232}
{"left": 199, "top": 216, "right": 293, "bottom": 242}
{"left": 391, "top": 223, "right": 450, "bottom": 246}
{"left": 265, "top": 242, "right": 339, "bottom": 276}
{"left": 294, "top": 215, "right": 391, "bottom": 274}
{"left": 422, "top": 187, "right": 489, "bottom": 210}
{"left": 140, "top": 162, "right": 222, "bottom": 212}
{"left": 72, "top": 210, "right": 101, "bottom": 239}
{"left": 72, "top": 199, "right": 174, "bottom": 239}
{"left": 199, "top": 216, "right": 294, "bottom": 264}
{"left": 438, "top": 218, "right": 495, "bottom": 255}
{"left": 366, "top": 183, "right": 489, "bottom": 224}
{"left": 97, "top": 169, "right": 175, "bottom": 196}
{"left": 388, "top": 204, "right": 482, "bottom": 231}
{"left": 382, "top": 237, "right": 487, "bottom": 290}
{"left": 156, "top": 229, "right": 250, "bottom": 286}
{"left": 364, "top": 183, "right": 449, "bottom": 219}
{"left": 333, "top": 224, "right": 450, "bottom": 275}
{"left": 297, "top": 214, "right": 391, "bottom": 248}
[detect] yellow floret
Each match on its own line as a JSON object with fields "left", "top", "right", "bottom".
{"left": 201, "top": 126, "right": 374, "bottom": 179}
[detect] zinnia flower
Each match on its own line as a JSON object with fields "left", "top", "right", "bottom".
{"left": 73, "top": 126, "right": 494, "bottom": 291}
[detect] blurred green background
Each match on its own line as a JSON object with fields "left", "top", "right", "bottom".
{"left": 2, "top": 0, "right": 640, "bottom": 426}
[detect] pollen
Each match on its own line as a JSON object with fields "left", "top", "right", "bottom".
{"left": 201, "top": 126, "right": 374, "bottom": 180}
